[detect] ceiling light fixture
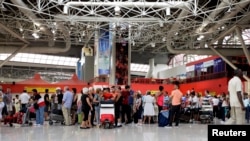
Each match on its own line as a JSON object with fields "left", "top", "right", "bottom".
{"left": 32, "top": 32, "right": 39, "bottom": 39}
{"left": 162, "top": 37, "right": 166, "bottom": 42}
{"left": 90, "top": 10, "right": 94, "bottom": 15}
{"left": 114, "top": 6, "right": 120, "bottom": 12}
{"left": 151, "top": 42, "right": 155, "bottom": 48}
{"left": 197, "top": 35, "right": 204, "bottom": 41}
{"left": 159, "top": 21, "right": 163, "bottom": 27}
{"left": 141, "top": 11, "right": 146, "bottom": 15}
{"left": 166, "top": 7, "right": 171, "bottom": 16}
{"left": 19, "top": 27, "right": 23, "bottom": 32}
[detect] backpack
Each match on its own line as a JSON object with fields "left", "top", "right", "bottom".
{"left": 158, "top": 110, "right": 169, "bottom": 127}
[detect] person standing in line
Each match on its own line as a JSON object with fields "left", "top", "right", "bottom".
{"left": 121, "top": 85, "right": 132, "bottom": 124}
{"left": 19, "top": 89, "right": 30, "bottom": 112}
{"left": 44, "top": 89, "right": 50, "bottom": 121}
{"left": 225, "top": 69, "right": 245, "bottom": 125}
{"left": 32, "top": 89, "right": 45, "bottom": 126}
{"left": 93, "top": 88, "right": 102, "bottom": 127}
{"left": 80, "top": 87, "right": 93, "bottom": 129}
{"left": 156, "top": 86, "right": 165, "bottom": 113}
{"left": 88, "top": 87, "right": 96, "bottom": 126}
{"left": 142, "top": 91, "right": 155, "bottom": 124}
{"left": 166, "top": 81, "right": 183, "bottom": 128}
{"left": 71, "top": 88, "right": 78, "bottom": 125}
{"left": 62, "top": 86, "right": 73, "bottom": 126}
{"left": 3, "top": 88, "right": 13, "bottom": 117}
{"left": 112, "top": 86, "right": 123, "bottom": 127}
{"left": 51, "top": 87, "right": 62, "bottom": 110}
{"left": 212, "top": 95, "right": 220, "bottom": 118}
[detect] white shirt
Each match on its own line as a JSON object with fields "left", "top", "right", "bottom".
{"left": 243, "top": 98, "right": 250, "bottom": 107}
{"left": 228, "top": 76, "right": 243, "bottom": 107}
{"left": 19, "top": 92, "right": 30, "bottom": 104}
{"left": 189, "top": 96, "right": 199, "bottom": 108}
{"left": 222, "top": 100, "right": 229, "bottom": 107}
{"left": 212, "top": 98, "right": 219, "bottom": 106}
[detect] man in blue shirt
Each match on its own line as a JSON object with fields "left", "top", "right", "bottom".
{"left": 62, "top": 86, "right": 73, "bottom": 126}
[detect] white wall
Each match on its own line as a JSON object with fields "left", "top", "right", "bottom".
{"left": 152, "top": 64, "right": 168, "bottom": 78}
{"left": 158, "top": 64, "right": 186, "bottom": 79}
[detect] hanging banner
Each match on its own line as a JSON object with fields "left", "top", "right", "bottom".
{"left": 98, "top": 30, "right": 112, "bottom": 75}
{"left": 115, "top": 42, "right": 128, "bottom": 85}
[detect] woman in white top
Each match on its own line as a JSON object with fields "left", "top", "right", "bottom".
{"left": 143, "top": 91, "right": 155, "bottom": 124}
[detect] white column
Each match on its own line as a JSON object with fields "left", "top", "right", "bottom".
{"left": 145, "top": 58, "right": 154, "bottom": 78}
{"left": 109, "top": 29, "right": 116, "bottom": 85}
{"left": 94, "top": 29, "right": 99, "bottom": 77}
{"left": 128, "top": 26, "right": 131, "bottom": 85}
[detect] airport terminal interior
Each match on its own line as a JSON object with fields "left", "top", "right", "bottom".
{"left": 1, "top": 0, "right": 250, "bottom": 141}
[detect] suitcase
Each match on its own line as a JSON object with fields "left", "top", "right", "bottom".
{"left": 100, "top": 114, "right": 114, "bottom": 129}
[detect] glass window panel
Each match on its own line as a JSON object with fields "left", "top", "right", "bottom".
{"left": 34, "top": 58, "right": 41, "bottom": 63}
{"left": 40, "top": 59, "right": 46, "bottom": 64}
{"left": 0, "top": 54, "right": 8, "bottom": 60}
{"left": 52, "top": 60, "right": 58, "bottom": 65}
{"left": 40, "top": 55, "right": 47, "bottom": 60}
{"left": 46, "top": 59, "right": 51, "bottom": 64}
{"left": 16, "top": 53, "right": 23, "bottom": 57}
{"left": 35, "top": 54, "right": 42, "bottom": 59}
{"left": 47, "top": 56, "right": 54, "bottom": 60}
{"left": 21, "top": 57, "right": 28, "bottom": 62}
{"left": 60, "top": 57, "right": 66, "bottom": 61}
{"left": 27, "top": 53, "right": 35, "bottom": 58}
{"left": 53, "top": 56, "right": 60, "bottom": 60}
{"left": 11, "top": 56, "right": 21, "bottom": 62}
{"left": 57, "top": 61, "right": 65, "bottom": 66}
{"left": 27, "top": 58, "right": 34, "bottom": 63}
{"left": 64, "top": 61, "right": 71, "bottom": 66}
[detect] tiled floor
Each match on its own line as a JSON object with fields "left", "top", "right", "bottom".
{"left": 0, "top": 121, "right": 209, "bottom": 141}
{"left": 1, "top": 118, "right": 249, "bottom": 141}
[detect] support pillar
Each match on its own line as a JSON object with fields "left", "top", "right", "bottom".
{"left": 0, "top": 44, "right": 27, "bottom": 68}
{"left": 145, "top": 58, "right": 154, "bottom": 78}
{"left": 128, "top": 26, "right": 131, "bottom": 85}
{"left": 235, "top": 27, "right": 250, "bottom": 65}
{"left": 109, "top": 28, "right": 116, "bottom": 85}
{"left": 94, "top": 29, "right": 99, "bottom": 77}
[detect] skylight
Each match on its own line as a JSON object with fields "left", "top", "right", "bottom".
{"left": 131, "top": 63, "right": 149, "bottom": 72}
{"left": 0, "top": 53, "right": 150, "bottom": 72}
{"left": 0, "top": 53, "right": 79, "bottom": 67}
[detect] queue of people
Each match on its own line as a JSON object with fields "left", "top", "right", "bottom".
{"left": 0, "top": 73, "right": 250, "bottom": 128}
